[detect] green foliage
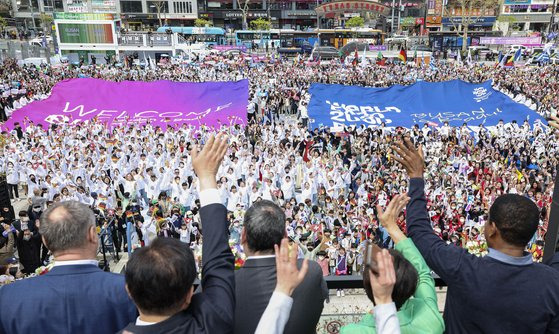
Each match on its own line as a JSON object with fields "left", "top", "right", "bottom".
{"left": 497, "top": 15, "right": 517, "bottom": 23}
{"left": 345, "top": 16, "right": 364, "bottom": 28}
{"left": 194, "top": 18, "right": 212, "bottom": 27}
{"left": 250, "top": 18, "right": 271, "bottom": 31}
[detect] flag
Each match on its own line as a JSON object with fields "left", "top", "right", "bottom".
{"left": 497, "top": 53, "right": 507, "bottom": 68}
{"left": 377, "top": 51, "right": 383, "bottom": 61}
{"left": 361, "top": 48, "right": 367, "bottom": 67}
{"left": 513, "top": 48, "right": 522, "bottom": 62}
{"left": 126, "top": 210, "right": 134, "bottom": 218}
{"left": 413, "top": 49, "right": 417, "bottom": 60}
{"left": 98, "top": 202, "right": 106, "bottom": 210}
{"left": 505, "top": 54, "right": 515, "bottom": 67}
{"left": 467, "top": 48, "right": 473, "bottom": 64}
{"left": 457, "top": 50, "right": 462, "bottom": 64}
{"left": 536, "top": 51, "right": 550, "bottom": 64}
{"left": 398, "top": 48, "right": 407, "bottom": 63}
{"left": 352, "top": 49, "right": 359, "bottom": 66}
{"left": 429, "top": 61, "right": 438, "bottom": 71}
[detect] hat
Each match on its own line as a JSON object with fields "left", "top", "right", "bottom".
{"left": 186, "top": 210, "right": 193, "bottom": 216}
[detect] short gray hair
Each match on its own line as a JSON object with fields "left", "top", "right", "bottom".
{"left": 39, "top": 201, "right": 96, "bottom": 253}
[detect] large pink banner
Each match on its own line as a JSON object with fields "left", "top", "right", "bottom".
{"left": 2, "top": 78, "right": 248, "bottom": 130}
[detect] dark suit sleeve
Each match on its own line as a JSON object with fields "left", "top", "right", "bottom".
{"left": 199, "top": 203, "right": 235, "bottom": 329}
{"left": 546, "top": 252, "right": 559, "bottom": 271}
{"left": 406, "top": 178, "right": 472, "bottom": 284}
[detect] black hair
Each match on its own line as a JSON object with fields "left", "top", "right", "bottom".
{"left": 489, "top": 194, "right": 539, "bottom": 247}
{"left": 244, "top": 200, "right": 285, "bottom": 253}
{"left": 363, "top": 249, "right": 418, "bottom": 310}
{"left": 125, "top": 238, "right": 196, "bottom": 316}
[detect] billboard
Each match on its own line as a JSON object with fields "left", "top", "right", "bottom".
{"left": 58, "top": 23, "right": 114, "bottom": 44}
{"left": 480, "top": 36, "right": 542, "bottom": 45}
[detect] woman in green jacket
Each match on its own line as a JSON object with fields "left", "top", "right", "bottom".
{"left": 341, "top": 194, "right": 445, "bottom": 334}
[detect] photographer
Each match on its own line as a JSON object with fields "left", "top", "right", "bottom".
{"left": 0, "top": 222, "right": 15, "bottom": 264}
{"left": 16, "top": 225, "right": 42, "bottom": 275}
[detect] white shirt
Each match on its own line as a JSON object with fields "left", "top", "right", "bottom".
{"left": 135, "top": 317, "right": 157, "bottom": 326}
{"left": 254, "top": 291, "right": 293, "bottom": 334}
{"left": 52, "top": 259, "right": 99, "bottom": 267}
{"left": 374, "top": 302, "right": 401, "bottom": 334}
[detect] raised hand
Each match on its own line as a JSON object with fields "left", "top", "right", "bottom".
{"left": 376, "top": 194, "right": 409, "bottom": 243}
{"left": 370, "top": 249, "right": 396, "bottom": 306}
{"left": 391, "top": 137, "right": 425, "bottom": 179}
{"left": 190, "top": 133, "right": 228, "bottom": 191}
{"left": 274, "top": 238, "right": 309, "bottom": 296}
{"left": 549, "top": 114, "right": 559, "bottom": 130}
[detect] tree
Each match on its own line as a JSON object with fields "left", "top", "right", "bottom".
{"left": 345, "top": 16, "right": 364, "bottom": 29}
{"left": 236, "top": 0, "right": 250, "bottom": 30}
{"left": 444, "top": 0, "right": 500, "bottom": 51}
{"left": 0, "top": 0, "right": 13, "bottom": 15}
{"left": 151, "top": 0, "right": 167, "bottom": 27}
{"left": 250, "top": 18, "right": 271, "bottom": 31}
{"left": 39, "top": 13, "right": 53, "bottom": 34}
{"left": 194, "top": 18, "right": 212, "bottom": 27}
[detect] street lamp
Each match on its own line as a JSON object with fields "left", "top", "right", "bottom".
{"left": 547, "top": 0, "right": 558, "bottom": 35}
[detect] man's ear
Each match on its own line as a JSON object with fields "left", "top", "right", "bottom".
{"left": 89, "top": 225, "right": 98, "bottom": 244}
{"left": 486, "top": 221, "right": 497, "bottom": 239}
{"left": 181, "top": 286, "right": 195, "bottom": 310}
{"left": 125, "top": 284, "right": 132, "bottom": 299}
{"left": 240, "top": 228, "right": 247, "bottom": 245}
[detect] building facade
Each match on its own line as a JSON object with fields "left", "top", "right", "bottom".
{"left": 498, "top": 0, "right": 558, "bottom": 34}
{"left": 11, "top": 0, "right": 198, "bottom": 32}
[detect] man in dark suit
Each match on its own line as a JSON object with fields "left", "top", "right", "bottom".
{"left": 120, "top": 133, "right": 235, "bottom": 334}
{"left": 0, "top": 201, "right": 137, "bottom": 334}
{"left": 235, "top": 200, "right": 328, "bottom": 334}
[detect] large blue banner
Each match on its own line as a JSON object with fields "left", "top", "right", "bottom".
{"left": 308, "top": 80, "right": 546, "bottom": 130}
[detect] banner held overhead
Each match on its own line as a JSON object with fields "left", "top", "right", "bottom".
{"left": 3, "top": 78, "right": 249, "bottom": 130}
{"left": 307, "top": 80, "right": 546, "bottom": 130}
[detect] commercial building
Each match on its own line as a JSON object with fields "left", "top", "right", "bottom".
{"left": 497, "top": 0, "right": 558, "bottom": 34}
{"left": 10, "top": 0, "right": 198, "bottom": 32}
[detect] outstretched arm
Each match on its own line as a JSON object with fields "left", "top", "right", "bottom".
{"left": 392, "top": 137, "right": 472, "bottom": 284}
{"left": 191, "top": 134, "right": 235, "bottom": 329}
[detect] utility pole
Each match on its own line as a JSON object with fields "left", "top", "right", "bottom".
{"left": 547, "top": 0, "right": 558, "bottom": 35}
{"left": 316, "top": 0, "right": 319, "bottom": 29}
{"left": 29, "top": 0, "right": 37, "bottom": 33}
{"left": 391, "top": 0, "right": 395, "bottom": 34}
{"left": 397, "top": 0, "right": 402, "bottom": 32}
{"left": 423, "top": 0, "right": 428, "bottom": 35}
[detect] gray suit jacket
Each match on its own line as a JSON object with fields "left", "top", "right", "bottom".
{"left": 234, "top": 256, "right": 328, "bottom": 334}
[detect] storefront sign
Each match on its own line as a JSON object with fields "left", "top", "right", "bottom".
{"left": 368, "top": 45, "right": 387, "bottom": 51}
{"left": 426, "top": 15, "right": 442, "bottom": 24}
{"left": 442, "top": 16, "right": 496, "bottom": 26}
{"left": 504, "top": 0, "right": 531, "bottom": 4}
{"left": 54, "top": 13, "right": 116, "bottom": 20}
{"left": 315, "top": 1, "right": 389, "bottom": 15}
{"left": 480, "top": 36, "right": 542, "bottom": 45}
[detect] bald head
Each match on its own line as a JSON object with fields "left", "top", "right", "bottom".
{"left": 39, "top": 201, "right": 96, "bottom": 254}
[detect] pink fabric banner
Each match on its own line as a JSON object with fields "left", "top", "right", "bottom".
{"left": 3, "top": 78, "right": 248, "bottom": 130}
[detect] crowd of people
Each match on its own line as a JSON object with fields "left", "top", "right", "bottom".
{"left": 0, "top": 53, "right": 559, "bottom": 333}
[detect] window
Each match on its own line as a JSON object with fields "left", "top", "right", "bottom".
{"left": 121, "top": 0, "right": 143, "bottom": 13}
{"left": 147, "top": 1, "right": 169, "bottom": 13}
{"left": 173, "top": 1, "right": 192, "bottom": 13}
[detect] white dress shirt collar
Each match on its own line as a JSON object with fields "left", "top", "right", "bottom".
{"left": 135, "top": 317, "right": 157, "bottom": 326}
{"left": 52, "top": 259, "right": 99, "bottom": 267}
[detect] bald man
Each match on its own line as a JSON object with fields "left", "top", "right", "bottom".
{"left": 0, "top": 201, "right": 137, "bottom": 334}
